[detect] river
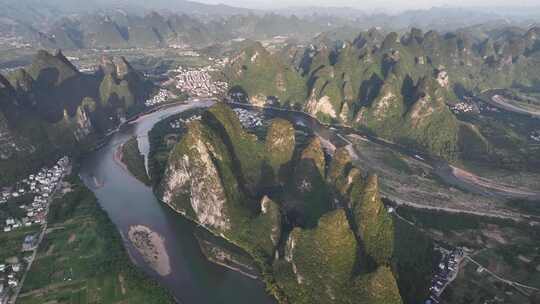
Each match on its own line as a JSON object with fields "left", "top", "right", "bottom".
{"left": 77, "top": 99, "right": 538, "bottom": 303}
{"left": 79, "top": 100, "right": 276, "bottom": 304}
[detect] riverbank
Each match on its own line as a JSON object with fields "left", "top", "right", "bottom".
{"left": 17, "top": 176, "right": 175, "bottom": 304}
{"left": 128, "top": 225, "right": 172, "bottom": 277}
{"left": 195, "top": 235, "right": 259, "bottom": 280}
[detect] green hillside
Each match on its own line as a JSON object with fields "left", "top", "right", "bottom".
{"left": 223, "top": 27, "right": 540, "bottom": 162}
{"left": 0, "top": 50, "right": 155, "bottom": 186}
{"left": 156, "top": 103, "right": 431, "bottom": 304}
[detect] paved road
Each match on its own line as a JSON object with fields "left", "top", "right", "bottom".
{"left": 481, "top": 90, "right": 540, "bottom": 119}
{"left": 465, "top": 256, "right": 540, "bottom": 296}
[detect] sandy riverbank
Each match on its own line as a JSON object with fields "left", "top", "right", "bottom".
{"left": 128, "top": 225, "right": 171, "bottom": 276}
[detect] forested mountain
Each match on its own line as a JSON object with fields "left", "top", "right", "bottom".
{"left": 1, "top": 5, "right": 540, "bottom": 50}
{"left": 224, "top": 26, "right": 540, "bottom": 161}
{"left": 157, "top": 103, "right": 433, "bottom": 304}
{"left": 0, "top": 11, "right": 349, "bottom": 49}
{"left": 0, "top": 50, "right": 154, "bottom": 185}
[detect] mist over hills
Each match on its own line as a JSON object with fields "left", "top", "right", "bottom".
{"left": 1, "top": 0, "right": 540, "bottom": 47}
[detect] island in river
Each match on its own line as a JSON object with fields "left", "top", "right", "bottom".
{"left": 80, "top": 100, "right": 277, "bottom": 304}
{"left": 17, "top": 175, "right": 175, "bottom": 304}
{"left": 128, "top": 225, "right": 171, "bottom": 276}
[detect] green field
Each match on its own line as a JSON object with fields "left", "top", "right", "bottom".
{"left": 0, "top": 226, "right": 39, "bottom": 262}
{"left": 397, "top": 206, "right": 540, "bottom": 304}
{"left": 17, "top": 175, "right": 173, "bottom": 304}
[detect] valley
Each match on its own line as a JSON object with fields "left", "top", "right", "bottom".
{"left": 1, "top": 4, "right": 540, "bottom": 304}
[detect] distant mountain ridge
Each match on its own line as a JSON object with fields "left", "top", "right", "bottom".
{"left": 0, "top": 0, "right": 252, "bottom": 22}
{"left": 1, "top": 1, "right": 540, "bottom": 35}
{"left": 2, "top": 4, "right": 540, "bottom": 51}
{"left": 3, "top": 11, "right": 350, "bottom": 50}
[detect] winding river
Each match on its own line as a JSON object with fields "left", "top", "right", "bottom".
{"left": 77, "top": 99, "right": 539, "bottom": 303}
{"left": 79, "top": 100, "right": 275, "bottom": 304}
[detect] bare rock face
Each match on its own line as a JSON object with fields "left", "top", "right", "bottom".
{"left": 62, "top": 105, "right": 94, "bottom": 141}
{"left": 161, "top": 121, "right": 231, "bottom": 232}
{"left": 160, "top": 104, "right": 282, "bottom": 258}
{"left": 435, "top": 69, "right": 449, "bottom": 89}
{"left": 339, "top": 102, "right": 350, "bottom": 123}
{"left": 304, "top": 95, "right": 337, "bottom": 119}
{"left": 250, "top": 94, "right": 267, "bottom": 107}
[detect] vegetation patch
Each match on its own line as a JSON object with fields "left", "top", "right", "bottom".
{"left": 18, "top": 175, "right": 174, "bottom": 304}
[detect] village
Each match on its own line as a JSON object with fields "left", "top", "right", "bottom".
{"left": 530, "top": 130, "right": 540, "bottom": 142}
{"left": 232, "top": 108, "right": 264, "bottom": 129}
{"left": 0, "top": 157, "right": 70, "bottom": 304}
{"left": 426, "top": 247, "right": 465, "bottom": 304}
{"left": 145, "top": 88, "right": 172, "bottom": 107}
{"left": 450, "top": 102, "right": 475, "bottom": 114}
{"left": 171, "top": 57, "right": 229, "bottom": 98}
{"left": 169, "top": 114, "right": 202, "bottom": 129}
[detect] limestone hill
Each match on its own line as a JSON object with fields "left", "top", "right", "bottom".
{"left": 0, "top": 50, "right": 155, "bottom": 185}
{"left": 158, "top": 103, "right": 432, "bottom": 304}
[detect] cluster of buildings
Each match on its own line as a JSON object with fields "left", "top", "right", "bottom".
{"left": 173, "top": 62, "right": 229, "bottom": 97}
{"left": 450, "top": 102, "right": 475, "bottom": 114}
{"left": 530, "top": 131, "right": 540, "bottom": 142}
{"left": 0, "top": 35, "right": 31, "bottom": 49}
{"left": 175, "top": 68, "right": 228, "bottom": 97}
{"left": 1, "top": 157, "right": 69, "bottom": 233}
{"left": 233, "top": 108, "right": 264, "bottom": 129}
{"left": 426, "top": 247, "right": 465, "bottom": 304}
{"left": 145, "top": 89, "right": 171, "bottom": 107}
{"left": 169, "top": 115, "right": 202, "bottom": 129}
{"left": 0, "top": 157, "right": 69, "bottom": 303}
{"left": 0, "top": 260, "right": 25, "bottom": 303}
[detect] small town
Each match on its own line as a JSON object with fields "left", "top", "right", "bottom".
{"left": 145, "top": 88, "right": 172, "bottom": 107}
{"left": 0, "top": 157, "right": 70, "bottom": 304}
{"left": 171, "top": 57, "right": 229, "bottom": 98}
{"left": 426, "top": 247, "right": 465, "bottom": 304}
{"left": 174, "top": 67, "right": 229, "bottom": 97}
{"left": 530, "top": 131, "right": 540, "bottom": 142}
{"left": 169, "top": 114, "right": 202, "bottom": 129}
{"left": 450, "top": 102, "right": 475, "bottom": 114}
{"left": 232, "top": 108, "right": 264, "bottom": 129}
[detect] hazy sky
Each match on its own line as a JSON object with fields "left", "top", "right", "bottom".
{"left": 194, "top": 0, "right": 540, "bottom": 11}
